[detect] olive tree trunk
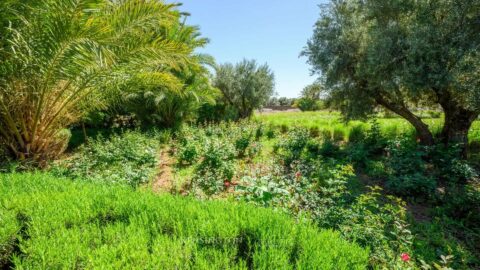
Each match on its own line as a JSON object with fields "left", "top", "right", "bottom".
{"left": 440, "top": 108, "right": 478, "bottom": 158}
{"left": 375, "top": 96, "right": 434, "bottom": 146}
{"left": 436, "top": 89, "right": 479, "bottom": 158}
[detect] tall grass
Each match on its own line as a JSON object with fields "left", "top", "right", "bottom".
{"left": 256, "top": 111, "right": 480, "bottom": 142}
{"left": 0, "top": 173, "right": 368, "bottom": 269}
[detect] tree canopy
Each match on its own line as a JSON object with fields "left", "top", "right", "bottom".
{"left": 214, "top": 60, "right": 275, "bottom": 118}
{"left": 0, "top": 0, "right": 213, "bottom": 162}
{"left": 302, "top": 0, "right": 480, "bottom": 151}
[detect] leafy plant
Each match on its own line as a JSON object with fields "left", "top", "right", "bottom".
{"left": 0, "top": 0, "right": 199, "bottom": 163}
{"left": 193, "top": 138, "right": 236, "bottom": 196}
{"left": 50, "top": 130, "right": 160, "bottom": 187}
{"left": 385, "top": 138, "right": 436, "bottom": 197}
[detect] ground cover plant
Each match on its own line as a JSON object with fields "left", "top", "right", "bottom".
{"left": 50, "top": 130, "right": 167, "bottom": 187}
{"left": 0, "top": 173, "right": 368, "bottom": 269}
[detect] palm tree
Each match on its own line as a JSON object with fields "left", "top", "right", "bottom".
{"left": 119, "top": 19, "right": 218, "bottom": 128}
{"left": 0, "top": 0, "right": 194, "bottom": 163}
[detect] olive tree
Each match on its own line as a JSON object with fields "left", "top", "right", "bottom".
{"left": 302, "top": 0, "right": 480, "bottom": 153}
{"left": 214, "top": 60, "right": 275, "bottom": 118}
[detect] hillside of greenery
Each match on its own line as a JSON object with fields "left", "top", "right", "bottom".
{"left": 1, "top": 0, "right": 479, "bottom": 269}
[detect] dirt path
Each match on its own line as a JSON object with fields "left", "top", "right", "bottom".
{"left": 152, "top": 146, "right": 175, "bottom": 193}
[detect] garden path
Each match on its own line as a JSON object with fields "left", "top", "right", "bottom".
{"left": 152, "top": 146, "right": 174, "bottom": 193}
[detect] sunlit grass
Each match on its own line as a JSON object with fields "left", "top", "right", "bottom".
{"left": 255, "top": 111, "right": 480, "bottom": 141}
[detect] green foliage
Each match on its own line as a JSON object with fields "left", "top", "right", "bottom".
{"left": 235, "top": 156, "right": 415, "bottom": 269}
{"left": 274, "top": 129, "right": 312, "bottom": 166}
{"left": 385, "top": 138, "right": 436, "bottom": 198}
{"left": 119, "top": 55, "right": 218, "bottom": 128}
{"left": 302, "top": 0, "right": 480, "bottom": 147}
{"left": 193, "top": 137, "right": 236, "bottom": 196}
{"left": 300, "top": 83, "right": 323, "bottom": 100}
{"left": 0, "top": 0, "right": 203, "bottom": 162}
{"left": 348, "top": 125, "right": 366, "bottom": 143}
{"left": 295, "top": 98, "right": 323, "bottom": 112}
{"left": 175, "top": 122, "right": 265, "bottom": 195}
{"left": 0, "top": 173, "right": 369, "bottom": 269}
{"left": 197, "top": 102, "right": 240, "bottom": 123}
{"left": 177, "top": 141, "right": 199, "bottom": 165}
{"left": 50, "top": 131, "right": 161, "bottom": 187}
{"left": 214, "top": 60, "right": 275, "bottom": 118}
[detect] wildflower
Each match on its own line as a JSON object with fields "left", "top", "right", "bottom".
{"left": 401, "top": 253, "right": 410, "bottom": 262}
{"left": 224, "top": 180, "right": 231, "bottom": 188}
{"left": 295, "top": 171, "right": 302, "bottom": 178}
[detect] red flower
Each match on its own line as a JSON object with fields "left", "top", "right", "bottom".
{"left": 223, "top": 180, "right": 231, "bottom": 188}
{"left": 400, "top": 253, "right": 410, "bottom": 262}
{"left": 295, "top": 171, "right": 302, "bottom": 178}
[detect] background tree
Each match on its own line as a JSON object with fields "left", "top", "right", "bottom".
{"left": 296, "top": 82, "right": 324, "bottom": 111}
{"left": 213, "top": 60, "right": 275, "bottom": 118}
{"left": 0, "top": 0, "right": 207, "bottom": 162}
{"left": 301, "top": 83, "right": 323, "bottom": 100}
{"left": 302, "top": 0, "right": 480, "bottom": 153}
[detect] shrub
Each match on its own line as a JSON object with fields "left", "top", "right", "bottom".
{"left": 319, "top": 139, "right": 343, "bottom": 159}
{"left": 309, "top": 126, "right": 321, "bottom": 137}
{"left": 235, "top": 133, "right": 253, "bottom": 158}
{"left": 348, "top": 125, "right": 366, "bottom": 143}
{"left": 295, "top": 97, "right": 323, "bottom": 111}
{"left": 50, "top": 131, "right": 160, "bottom": 187}
{"left": 177, "top": 140, "right": 199, "bottom": 165}
{"left": 0, "top": 173, "right": 369, "bottom": 269}
{"left": 332, "top": 128, "right": 346, "bottom": 142}
{"left": 279, "top": 124, "right": 289, "bottom": 134}
{"left": 364, "top": 160, "right": 388, "bottom": 179}
{"left": 236, "top": 160, "right": 415, "bottom": 269}
{"left": 275, "top": 129, "right": 311, "bottom": 166}
{"left": 364, "top": 119, "right": 388, "bottom": 154}
{"left": 337, "top": 187, "right": 414, "bottom": 268}
{"left": 265, "top": 126, "right": 277, "bottom": 139}
{"left": 385, "top": 138, "right": 436, "bottom": 197}
{"left": 193, "top": 138, "right": 236, "bottom": 195}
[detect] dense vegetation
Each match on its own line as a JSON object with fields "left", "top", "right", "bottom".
{"left": 302, "top": 0, "right": 480, "bottom": 150}
{"left": 170, "top": 119, "right": 480, "bottom": 269}
{"left": 0, "top": 173, "right": 368, "bottom": 269}
{"left": 1, "top": 0, "right": 479, "bottom": 269}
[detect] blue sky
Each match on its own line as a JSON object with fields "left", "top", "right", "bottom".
{"left": 178, "top": 0, "right": 324, "bottom": 98}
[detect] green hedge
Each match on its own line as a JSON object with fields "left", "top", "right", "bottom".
{"left": 0, "top": 173, "right": 368, "bottom": 269}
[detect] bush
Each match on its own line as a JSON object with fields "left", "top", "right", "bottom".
{"left": 177, "top": 140, "right": 199, "bottom": 165}
{"left": 274, "top": 129, "right": 311, "bottom": 166}
{"left": 0, "top": 173, "right": 369, "bottom": 269}
{"left": 385, "top": 138, "right": 436, "bottom": 197}
{"left": 50, "top": 130, "right": 160, "bottom": 187}
{"left": 332, "top": 128, "right": 346, "bottom": 142}
{"left": 193, "top": 138, "right": 236, "bottom": 195}
{"left": 265, "top": 126, "right": 277, "bottom": 139}
{"left": 235, "top": 133, "right": 253, "bottom": 158}
{"left": 348, "top": 125, "right": 366, "bottom": 143}
{"left": 236, "top": 160, "right": 416, "bottom": 269}
{"left": 309, "top": 126, "right": 321, "bottom": 137}
{"left": 295, "top": 97, "right": 322, "bottom": 111}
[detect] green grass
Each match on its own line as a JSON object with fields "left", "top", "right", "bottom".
{"left": 255, "top": 111, "right": 480, "bottom": 141}
{"left": 0, "top": 173, "right": 368, "bottom": 269}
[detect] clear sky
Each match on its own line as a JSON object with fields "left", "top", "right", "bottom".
{"left": 177, "top": 0, "right": 324, "bottom": 98}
